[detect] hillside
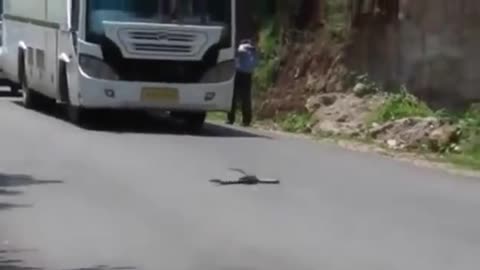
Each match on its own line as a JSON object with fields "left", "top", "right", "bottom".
{"left": 233, "top": 0, "right": 480, "bottom": 169}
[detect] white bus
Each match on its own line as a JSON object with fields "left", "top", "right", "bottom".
{"left": 0, "top": 0, "right": 19, "bottom": 93}
{"left": 0, "top": 0, "right": 236, "bottom": 130}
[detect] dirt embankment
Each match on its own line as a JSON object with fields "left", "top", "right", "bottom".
{"left": 257, "top": 32, "right": 348, "bottom": 119}
{"left": 256, "top": 30, "right": 461, "bottom": 153}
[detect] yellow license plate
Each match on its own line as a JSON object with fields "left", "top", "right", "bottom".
{"left": 141, "top": 87, "right": 179, "bottom": 103}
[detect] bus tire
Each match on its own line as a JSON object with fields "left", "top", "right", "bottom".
{"left": 10, "top": 83, "right": 21, "bottom": 96}
{"left": 23, "top": 85, "right": 55, "bottom": 111}
{"left": 59, "top": 61, "right": 90, "bottom": 127}
{"left": 67, "top": 105, "right": 92, "bottom": 127}
{"left": 179, "top": 112, "right": 207, "bottom": 133}
{"left": 23, "top": 87, "right": 45, "bottom": 110}
{"left": 19, "top": 56, "right": 52, "bottom": 110}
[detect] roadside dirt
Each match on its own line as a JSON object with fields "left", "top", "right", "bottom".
{"left": 256, "top": 28, "right": 460, "bottom": 154}
{"left": 251, "top": 29, "right": 473, "bottom": 177}
{"left": 249, "top": 121, "right": 480, "bottom": 179}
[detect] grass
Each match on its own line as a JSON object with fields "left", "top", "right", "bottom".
{"left": 370, "top": 87, "right": 435, "bottom": 123}
{"left": 325, "top": 0, "right": 350, "bottom": 42}
{"left": 234, "top": 4, "right": 480, "bottom": 171}
{"left": 447, "top": 154, "right": 480, "bottom": 170}
{"left": 209, "top": 110, "right": 312, "bottom": 134}
{"left": 445, "top": 106, "right": 480, "bottom": 169}
{"left": 207, "top": 111, "right": 248, "bottom": 125}
{"left": 367, "top": 87, "right": 480, "bottom": 170}
{"left": 207, "top": 112, "right": 226, "bottom": 122}
{"left": 277, "top": 112, "right": 313, "bottom": 133}
{"left": 284, "top": 72, "right": 480, "bottom": 171}
{"left": 253, "top": 20, "right": 281, "bottom": 94}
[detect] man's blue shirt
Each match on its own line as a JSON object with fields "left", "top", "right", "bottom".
{"left": 236, "top": 45, "right": 258, "bottom": 74}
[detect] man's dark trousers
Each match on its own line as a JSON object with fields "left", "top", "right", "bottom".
{"left": 228, "top": 71, "right": 252, "bottom": 126}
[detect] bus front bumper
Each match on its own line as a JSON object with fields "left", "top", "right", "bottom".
{"left": 77, "top": 75, "right": 234, "bottom": 112}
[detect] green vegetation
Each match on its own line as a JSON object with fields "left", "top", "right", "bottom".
{"left": 447, "top": 106, "right": 480, "bottom": 169}
{"left": 207, "top": 112, "right": 226, "bottom": 122}
{"left": 368, "top": 88, "right": 480, "bottom": 170}
{"left": 325, "top": 0, "right": 350, "bottom": 41}
{"left": 277, "top": 112, "right": 313, "bottom": 133}
{"left": 371, "top": 88, "right": 435, "bottom": 123}
{"left": 206, "top": 0, "right": 480, "bottom": 171}
{"left": 346, "top": 72, "right": 381, "bottom": 92}
{"left": 253, "top": 20, "right": 281, "bottom": 94}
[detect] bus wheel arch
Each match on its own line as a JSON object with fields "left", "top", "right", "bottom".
{"left": 17, "top": 46, "right": 27, "bottom": 87}
{"left": 18, "top": 46, "right": 51, "bottom": 110}
{"left": 58, "top": 55, "right": 91, "bottom": 126}
{"left": 57, "top": 59, "right": 70, "bottom": 103}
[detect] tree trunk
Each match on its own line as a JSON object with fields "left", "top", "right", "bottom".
{"left": 295, "top": 0, "right": 326, "bottom": 29}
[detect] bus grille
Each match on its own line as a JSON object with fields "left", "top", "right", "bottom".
{"left": 120, "top": 29, "right": 205, "bottom": 56}
{"left": 132, "top": 43, "right": 192, "bottom": 53}
{"left": 100, "top": 37, "right": 221, "bottom": 83}
{"left": 128, "top": 31, "right": 196, "bottom": 42}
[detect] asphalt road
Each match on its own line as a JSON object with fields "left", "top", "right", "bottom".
{"left": 0, "top": 94, "right": 479, "bottom": 270}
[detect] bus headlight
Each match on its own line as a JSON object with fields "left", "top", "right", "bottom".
{"left": 201, "top": 60, "right": 235, "bottom": 83}
{"left": 79, "top": 54, "right": 119, "bottom": 81}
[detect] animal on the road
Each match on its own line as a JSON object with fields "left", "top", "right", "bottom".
{"left": 210, "top": 168, "right": 280, "bottom": 186}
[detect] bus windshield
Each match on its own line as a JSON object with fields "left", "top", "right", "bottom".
{"left": 87, "top": 0, "right": 232, "bottom": 37}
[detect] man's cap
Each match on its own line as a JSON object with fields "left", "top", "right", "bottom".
{"left": 238, "top": 43, "right": 255, "bottom": 52}
{"left": 240, "top": 39, "right": 253, "bottom": 44}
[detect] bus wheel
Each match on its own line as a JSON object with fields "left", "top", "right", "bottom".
{"left": 67, "top": 106, "right": 92, "bottom": 127}
{"left": 22, "top": 86, "right": 51, "bottom": 111}
{"left": 20, "top": 67, "right": 53, "bottom": 110}
{"left": 11, "top": 84, "right": 20, "bottom": 96}
{"left": 181, "top": 112, "right": 207, "bottom": 133}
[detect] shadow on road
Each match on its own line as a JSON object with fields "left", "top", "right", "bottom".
{"left": 0, "top": 249, "right": 137, "bottom": 270}
{"left": 0, "top": 203, "right": 31, "bottom": 211}
{"left": 0, "top": 174, "right": 63, "bottom": 188}
{"left": 11, "top": 101, "right": 271, "bottom": 139}
{"left": 0, "top": 264, "right": 41, "bottom": 270}
{"left": 0, "top": 173, "right": 64, "bottom": 212}
{"left": 0, "top": 174, "right": 133, "bottom": 269}
{"left": 80, "top": 111, "right": 269, "bottom": 139}
{"left": 0, "top": 189, "right": 24, "bottom": 196}
{"left": 0, "top": 249, "right": 41, "bottom": 270}
{"left": 67, "top": 266, "right": 136, "bottom": 270}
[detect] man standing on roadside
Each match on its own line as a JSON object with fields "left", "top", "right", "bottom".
{"left": 227, "top": 39, "right": 258, "bottom": 127}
